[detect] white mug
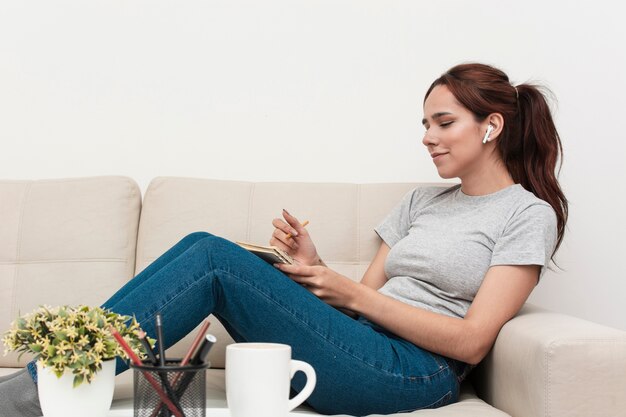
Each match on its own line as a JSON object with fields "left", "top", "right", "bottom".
{"left": 226, "top": 343, "right": 317, "bottom": 417}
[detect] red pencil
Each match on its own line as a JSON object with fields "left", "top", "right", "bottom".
{"left": 109, "top": 326, "right": 184, "bottom": 417}
{"left": 180, "top": 320, "right": 211, "bottom": 366}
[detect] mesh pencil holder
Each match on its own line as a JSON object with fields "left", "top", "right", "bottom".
{"left": 131, "top": 360, "right": 209, "bottom": 417}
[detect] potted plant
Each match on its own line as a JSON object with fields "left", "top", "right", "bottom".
{"left": 2, "top": 305, "right": 150, "bottom": 417}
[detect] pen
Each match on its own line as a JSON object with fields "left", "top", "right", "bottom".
{"left": 191, "top": 334, "right": 217, "bottom": 365}
{"left": 109, "top": 327, "right": 184, "bottom": 417}
{"left": 285, "top": 220, "right": 309, "bottom": 240}
{"left": 155, "top": 312, "right": 166, "bottom": 366}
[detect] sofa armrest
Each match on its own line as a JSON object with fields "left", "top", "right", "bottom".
{"left": 471, "top": 304, "right": 626, "bottom": 417}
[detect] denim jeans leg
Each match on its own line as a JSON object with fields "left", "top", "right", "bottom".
{"left": 106, "top": 233, "right": 458, "bottom": 415}
{"left": 34, "top": 232, "right": 458, "bottom": 415}
{"left": 103, "top": 231, "right": 212, "bottom": 309}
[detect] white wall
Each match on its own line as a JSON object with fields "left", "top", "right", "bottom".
{"left": 1, "top": 1, "right": 625, "bottom": 330}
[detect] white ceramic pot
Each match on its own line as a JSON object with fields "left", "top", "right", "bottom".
{"left": 37, "top": 359, "right": 116, "bottom": 417}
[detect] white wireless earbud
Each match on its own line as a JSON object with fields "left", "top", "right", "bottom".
{"left": 482, "top": 124, "right": 495, "bottom": 144}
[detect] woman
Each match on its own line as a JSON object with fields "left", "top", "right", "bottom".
{"left": 0, "top": 63, "right": 567, "bottom": 416}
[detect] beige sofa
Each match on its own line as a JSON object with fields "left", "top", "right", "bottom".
{"left": 1, "top": 176, "right": 625, "bottom": 417}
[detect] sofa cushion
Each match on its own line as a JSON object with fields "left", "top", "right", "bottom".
{"left": 135, "top": 177, "right": 447, "bottom": 368}
{"left": 0, "top": 177, "right": 141, "bottom": 367}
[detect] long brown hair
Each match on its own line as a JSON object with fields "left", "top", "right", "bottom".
{"left": 425, "top": 63, "right": 568, "bottom": 259}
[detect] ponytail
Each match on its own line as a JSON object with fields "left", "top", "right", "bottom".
{"left": 505, "top": 84, "right": 568, "bottom": 259}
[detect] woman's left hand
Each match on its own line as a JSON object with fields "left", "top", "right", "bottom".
{"left": 274, "top": 263, "right": 359, "bottom": 310}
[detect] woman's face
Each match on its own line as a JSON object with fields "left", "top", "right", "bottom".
{"left": 422, "top": 84, "right": 489, "bottom": 180}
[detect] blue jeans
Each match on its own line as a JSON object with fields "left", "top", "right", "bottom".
{"left": 32, "top": 232, "right": 464, "bottom": 415}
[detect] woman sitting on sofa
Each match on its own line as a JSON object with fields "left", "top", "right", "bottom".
{"left": 1, "top": 62, "right": 568, "bottom": 417}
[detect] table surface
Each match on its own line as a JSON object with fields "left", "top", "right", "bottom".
{"left": 107, "top": 409, "right": 312, "bottom": 417}
{"left": 107, "top": 409, "right": 232, "bottom": 417}
{"left": 106, "top": 399, "right": 315, "bottom": 417}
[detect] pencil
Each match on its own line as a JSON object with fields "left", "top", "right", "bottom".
{"left": 285, "top": 220, "right": 309, "bottom": 240}
{"left": 179, "top": 320, "right": 211, "bottom": 366}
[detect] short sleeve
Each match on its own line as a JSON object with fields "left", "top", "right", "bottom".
{"left": 490, "top": 203, "right": 558, "bottom": 277}
{"left": 374, "top": 189, "right": 415, "bottom": 248}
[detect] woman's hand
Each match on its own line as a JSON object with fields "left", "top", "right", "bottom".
{"left": 270, "top": 209, "right": 322, "bottom": 266}
{"left": 274, "top": 263, "right": 359, "bottom": 310}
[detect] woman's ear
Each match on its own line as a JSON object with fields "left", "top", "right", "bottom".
{"left": 483, "top": 113, "right": 505, "bottom": 143}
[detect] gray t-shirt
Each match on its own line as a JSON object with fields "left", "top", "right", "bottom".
{"left": 374, "top": 183, "right": 557, "bottom": 319}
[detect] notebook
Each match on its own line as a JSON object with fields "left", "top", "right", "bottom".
{"left": 235, "top": 241, "right": 296, "bottom": 265}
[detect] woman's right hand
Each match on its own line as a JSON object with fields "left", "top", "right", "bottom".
{"left": 270, "top": 209, "right": 321, "bottom": 266}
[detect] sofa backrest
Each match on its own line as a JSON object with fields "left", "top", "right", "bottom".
{"left": 136, "top": 177, "right": 445, "bottom": 367}
{"left": 0, "top": 176, "right": 449, "bottom": 370}
{"left": 0, "top": 177, "right": 141, "bottom": 367}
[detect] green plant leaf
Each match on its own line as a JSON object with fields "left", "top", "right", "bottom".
{"left": 54, "top": 331, "right": 68, "bottom": 341}
{"left": 51, "top": 355, "right": 65, "bottom": 364}
{"left": 28, "top": 343, "right": 43, "bottom": 353}
{"left": 16, "top": 318, "right": 27, "bottom": 330}
{"left": 72, "top": 374, "right": 84, "bottom": 388}
{"left": 68, "top": 361, "right": 81, "bottom": 370}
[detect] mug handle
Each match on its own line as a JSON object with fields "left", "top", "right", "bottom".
{"left": 287, "top": 360, "right": 317, "bottom": 412}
